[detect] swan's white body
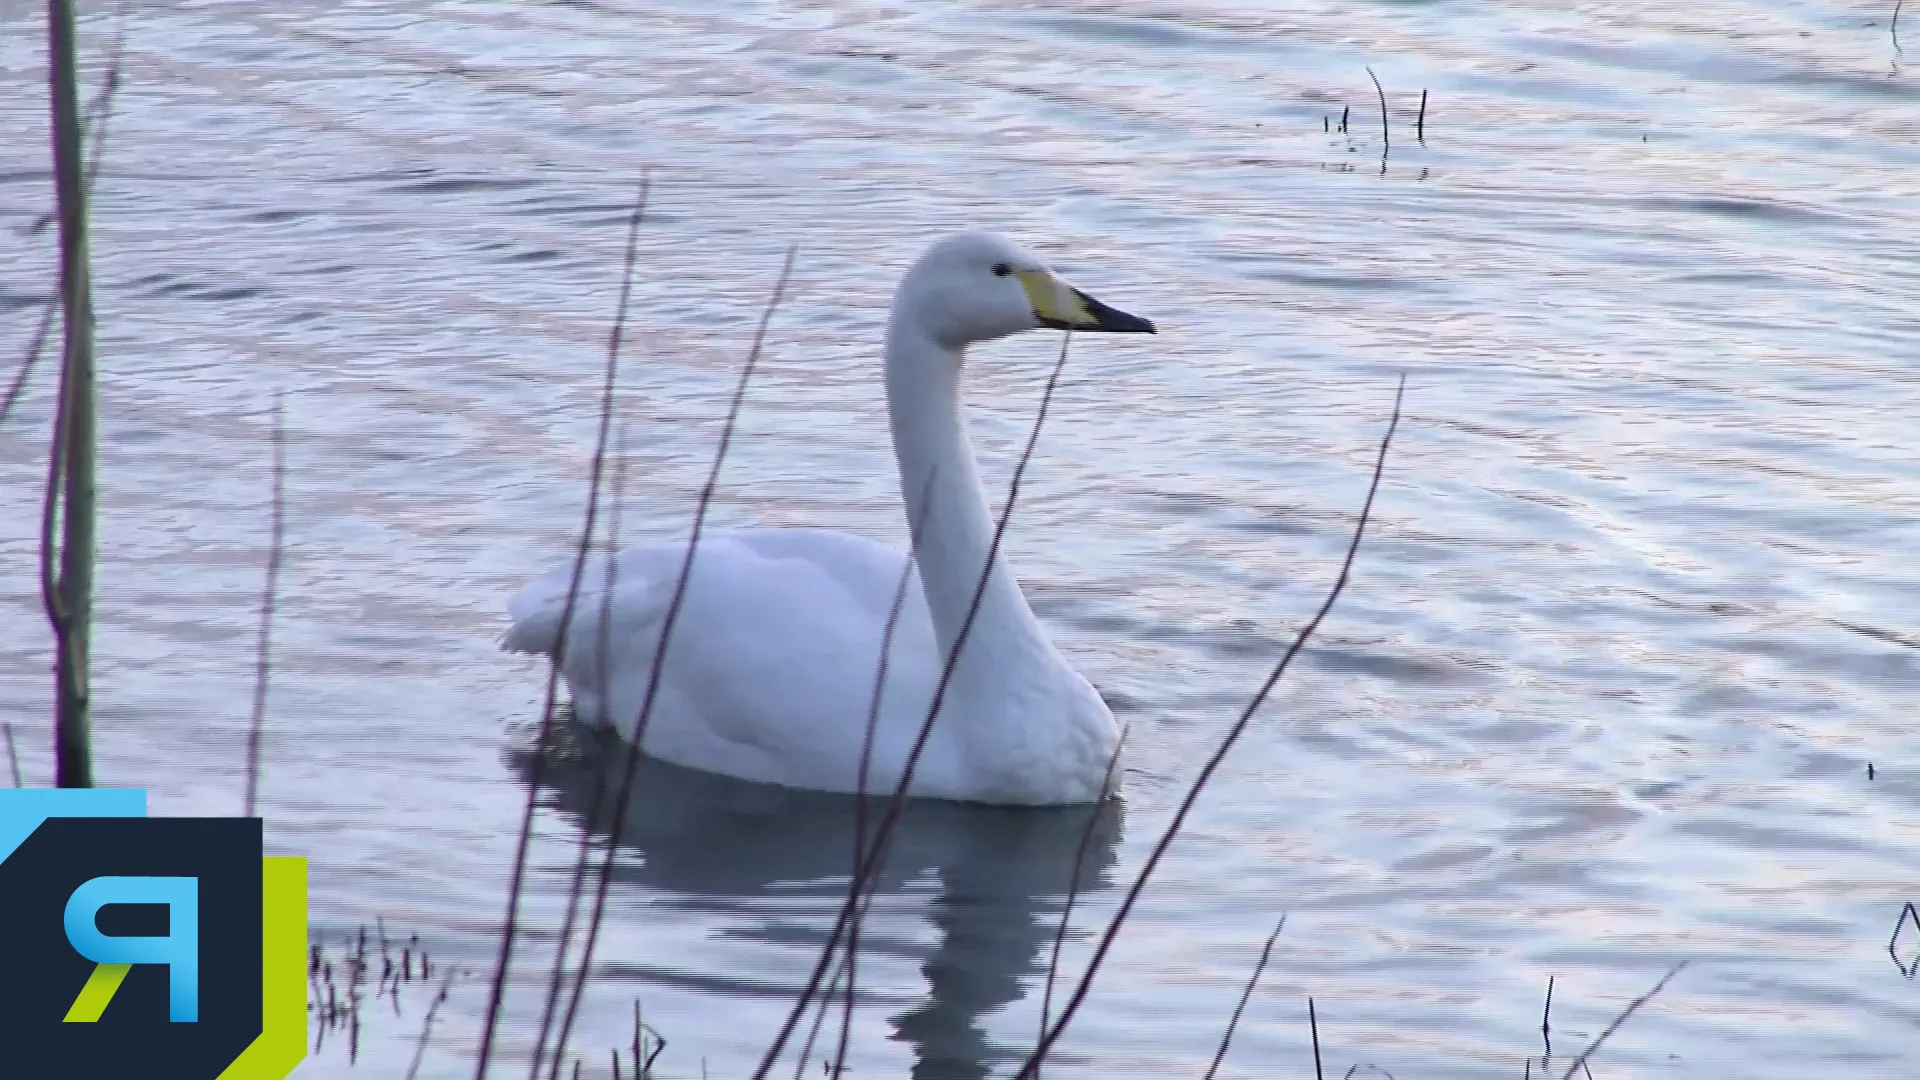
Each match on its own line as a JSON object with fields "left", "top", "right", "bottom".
{"left": 506, "top": 232, "right": 1153, "bottom": 805}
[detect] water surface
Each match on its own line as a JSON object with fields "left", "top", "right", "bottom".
{"left": 2, "top": 1, "right": 1917, "bottom": 1076}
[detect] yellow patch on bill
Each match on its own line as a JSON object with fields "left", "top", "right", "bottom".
{"left": 1013, "top": 270, "right": 1094, "bottom": 327}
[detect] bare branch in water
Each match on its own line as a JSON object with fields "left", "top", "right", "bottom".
{"left": 1541, "top": 974, "right": 1555, "bottom": 1069}
{"left": 474, "top": 174, "right": 650, "bottom": 1080}
{"left": 3, "top": 722, "right": 19, "bottom": 787}
{"left": 2, "top": 14, "right": 123, "bottom": 433}
{"left": 758, "top": 331, "right": 1079, "bottom": 1079}
{"left": 1558, "top": 962, "right": 1687, "bottom": 1080}
{"left": 548, "top": 244, "right": 798, "bottom": 1072}
{"left": 637, "top": 999, "right": 666, "bottom": 1077}
{"left": 1310, "top": 997, "right": 1325, "bottom": 1080}
{"left": 38, "top": 327, "right": 73, "bottom": 660}
{"left": 1202, "top": 914, "right": 1286, "bottom": 1080}
{"left": 1039, "top": 725, "right": 1129, "bottom": 1046}
{"left": 404, "top": 965, "right": 459, "bottom": 1080}
{"left": 43, "top": 0, "right": 125, "bottom": 789}
{"left": 243, "top": 390, "right": 286, "bottom": 818}
{"left": 0, "top": 304, "right": 58, "bottom": 433}
{"left": 533, "top": 423, "right": 631, "bottom": 1080}
{"left": 829, "top": 471, "right": 939, "bottom": 1079}
{"left": 1366, "top": 66, "right": 1390, "bottom": 172}
{"left": 793, "top": 952, "right": 848, "bottom": 1080}
{"left": 822, "top": 862, "right": 884, "bottom": 1080}
{"left": 1015, "top": 376, "right": 1406, "bottom": 1078}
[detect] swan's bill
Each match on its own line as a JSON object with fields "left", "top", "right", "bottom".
{"left": 1014, "top": 270, "right": 1157, "bottom": 334}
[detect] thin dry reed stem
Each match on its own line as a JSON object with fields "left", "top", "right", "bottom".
{"left": 1038, "top": 725, "right": 1129, "bottom": 1046}
{"left": 547, "top": 245, "right": 798, "bottom": 1072}
{"left": 45, "top": 0, "right": 104, "bottom": 789}
{"left": 473, "top": 175, "right": 650, "bottom": 1080}
{"left": 636, "top": 1000, "right": 666, "bottom": 1077}
{"left": 756, "top": 331, "right": 1079, "bottom": 1079}
{"left": 1, "top": 304, "right": 58, "bottom": 433}
{"left": 793, "top": 952, "right": 848, "bottom": 1080}
{"left": 533, "top": 425, "right": 631, "bottom": 1080}
{"left": 243, "top": 390, "right": 285, "bottom": 817}
{"left": 1203, "top": 914, "right": 1286, "bottom": 1080}
{"left": 1540, "top": 974, "right": 1555, "bottom": 1068}
{"left": 1310, "top": 996, "right": 1325, "bottom": 1080}
{"left": 38, "top": 337, "right": 71, "bottom": 634}
{"left": 3, "top": 14, "right": 121, "bottom": 433}
{"left": 1366, "top": 66, "right": 1390, "bottom": 172}
{"left": 1014, "top": 377, "right": 1405, "bottom": 1079}
{"left": 829, "top": 473, "right": 938, "bottom": 1079}
{"left": 826, "top": 875, "right": 883, "bottom": 1080}
{"left": 405, "top": 966, "right": 458, "bottom": 1080}
{"left": 1558, "top": 962, "right": 1686, "bottom": 1080}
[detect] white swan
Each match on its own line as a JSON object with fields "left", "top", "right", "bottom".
{"left": 504, "top": 232, "right": 1155, "bottom": 805}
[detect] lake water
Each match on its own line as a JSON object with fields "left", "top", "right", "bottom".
{"left": 3, "top": 1, "right": 1918, "bottom": 1077}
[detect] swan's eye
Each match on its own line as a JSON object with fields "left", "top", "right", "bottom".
{"left": 991, "top": 262, "right": 1011, "bottom": 277}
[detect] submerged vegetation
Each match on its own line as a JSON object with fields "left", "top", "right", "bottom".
{"left": 4, "top": 7, "right": 1711, "bottom": 1078}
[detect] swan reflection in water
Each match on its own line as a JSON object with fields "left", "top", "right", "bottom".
{"left": 509, "top": 715, "right": 1126, "bottom": 1080}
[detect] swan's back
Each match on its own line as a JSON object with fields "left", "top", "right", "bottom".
{"left": 503, "top": 528, "right": 991, "bottom": 795}
{"left": 503, "top": 524, "right": 1115, "bottom": 803}
{"left": 506, "top": 528, "right": 917, "bottom": 660}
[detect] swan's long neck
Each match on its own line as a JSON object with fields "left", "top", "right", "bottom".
{"left": 884, "top": 324, "right": 1049, "bottom": 663}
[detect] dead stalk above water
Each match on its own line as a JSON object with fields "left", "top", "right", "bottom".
{"left": 1036, "top": 724, "right": 1129, "bottom": 1053}
{"left": 526, "top": 418, "right": 629, "bottom": 1076}
{"left": 530, "top": 422, "right": 631, "bottom": 1080}
{"left": 243, "top": 390, "right": 287, "bottom": 818}
{"left": 404, "top": 965, "right": 460, "bottom": 1080}
{"left": 546, "top": 245, "right": 798, "bottom": 1076}
{"left": 792, "top": 953, "right": 848, "bottom": 1080}
{"left": 2, "top": 302, "right": 59, "bottom": 434}
{"left": 828, "top": 472, "right": 940, "bottom": 1079}
{"left": 1012, "top": 376, "right": 1406, "bottom": 1080}
{"left": 473, "top": 175, "right": 651, "bottom": 1080}
{"left": 1541, "top": 974, "right": 1556, "bottom": 1068}
{"left": 1558, "top": 962, "right": 1687, "bottom": 1080}
{"left": 43, "top": 0, "right": 102, "bottom": 789}
{"left": 1366, "top": 65, "right": 1390, "bottom": 172}
{"left": 1201, "top": 914, "right": 1286, "bottom": 1080}
{"left": 4, "top": 17, "right": 122, "bottom": 435}
{"left": 1310, "top": 996, "right": 1325, "bottom": 1080}
{"left": 755, "top": 331, "right": 1081, "bottom": 1080}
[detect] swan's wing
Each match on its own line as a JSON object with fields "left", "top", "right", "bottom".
{"left": 505, "top": 546, "right": 673, "bottom": 657}
{"left": 506, "top": 528, "right": 916, "bottom": 657}
{"left": 505, "top": 529, "right": 947, "bottom": 791}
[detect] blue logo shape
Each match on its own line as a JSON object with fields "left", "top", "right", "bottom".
{"left": 0, "top": 789, "right": 147, "bottom": 864}
{"left": 65, "top": 875, "right": 201, "bottom": 1021}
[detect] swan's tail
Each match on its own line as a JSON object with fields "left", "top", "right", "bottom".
{"left": 503, "top": 556, "right": 614, "bottom": 657}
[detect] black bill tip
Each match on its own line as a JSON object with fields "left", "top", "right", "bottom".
{"left": 1066, "top": 289, "right": 1157, "bottom": 334}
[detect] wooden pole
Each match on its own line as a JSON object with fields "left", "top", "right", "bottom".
{"left": 47, "top": 0, "right": 96, "bottom": 788}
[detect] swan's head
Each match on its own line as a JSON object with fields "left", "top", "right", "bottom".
{"left": 895, "top": 231, "right": 1156, "bottom": 348}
